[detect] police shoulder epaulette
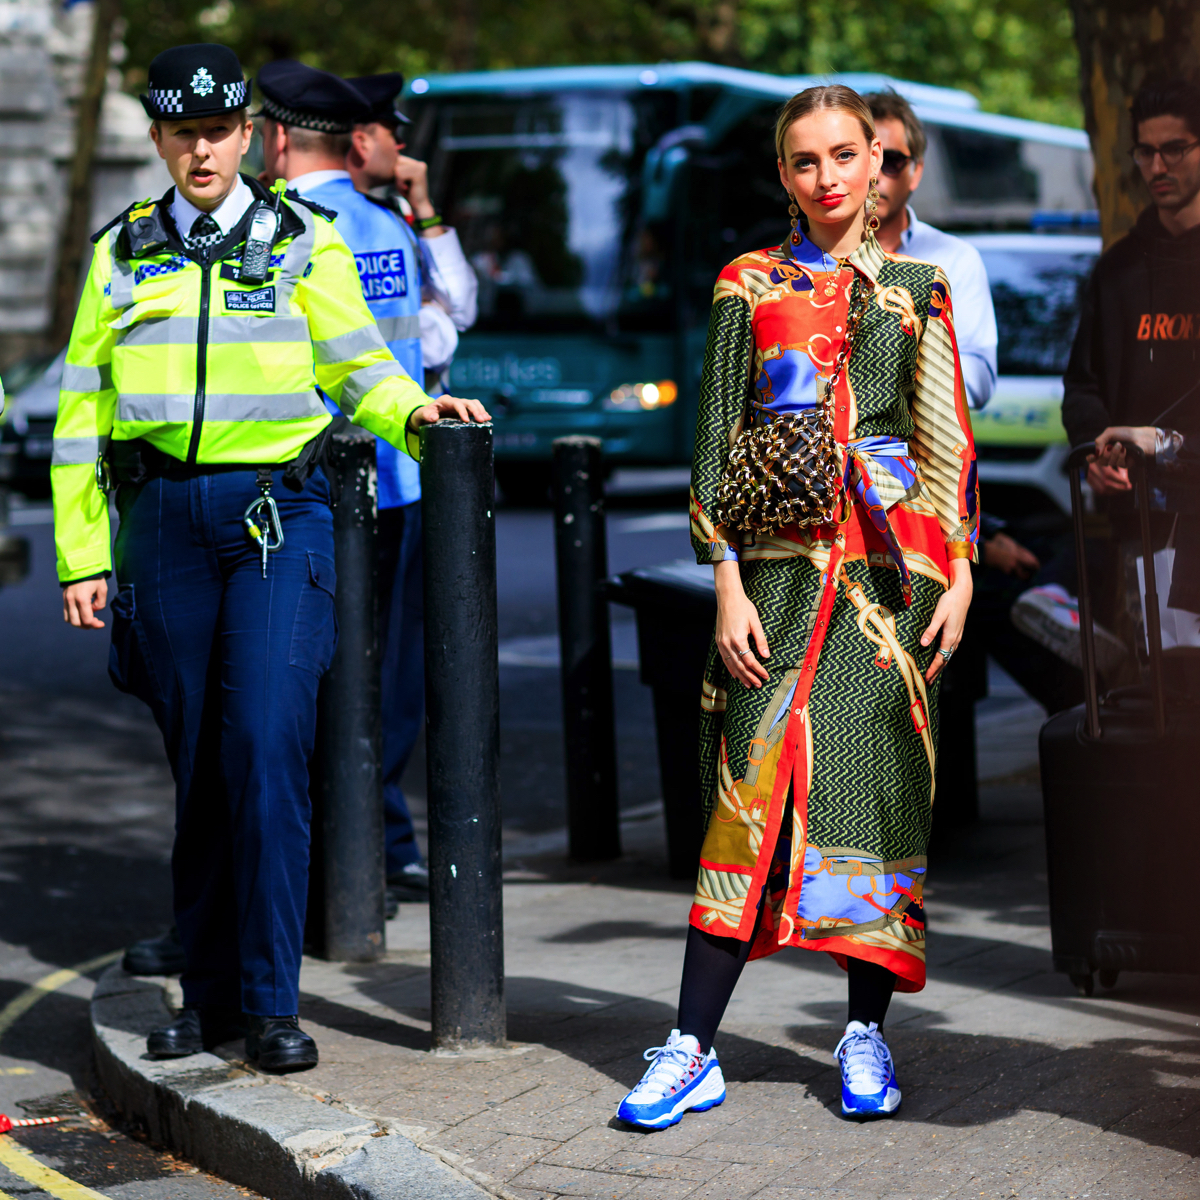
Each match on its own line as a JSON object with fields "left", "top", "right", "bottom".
{"left": 283, "top": 190, "right": 337, "bottom": 222}
{"left": 91, "top": 198, "right": 151, "bottom": 245}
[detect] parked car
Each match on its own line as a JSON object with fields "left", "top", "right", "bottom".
{"left": 0, "top": 350, "right": 63, "bottom": 499}
{"left": 964, "top": 232, "right": 1100, "bottom": 515}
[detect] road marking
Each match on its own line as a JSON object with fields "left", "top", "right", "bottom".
{"left": 0, "top": 952, "right": 121, "bottom": 1044}
{"left": 614, "top": 512, "right": 690, "bottom": 533}
{"left": 5, "top": 507, "right": 54, "bottom": 527}
{"left": 0, "top": 952, "right": 122, "bottom": 1198}
{"left": 0, "top": 1138, "right": 107, "bottom": 1199}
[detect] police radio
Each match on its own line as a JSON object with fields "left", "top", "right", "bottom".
{"left": 239, "top": 179, "right": 286, "bottom": 284}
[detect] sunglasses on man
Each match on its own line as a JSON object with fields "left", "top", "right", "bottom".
{"left": 880, "top": 149, "right": 914, "bottom": 178}
{"left": 1130, "top": 140, "right": 1200, "bottom": 169}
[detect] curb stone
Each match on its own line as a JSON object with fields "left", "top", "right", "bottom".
{"left": 90, "top": 964, "right": 492, "bottom": 1200}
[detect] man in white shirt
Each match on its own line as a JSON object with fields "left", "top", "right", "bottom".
{"left": 865, "top": 91, "right": 998, "bottom": 411}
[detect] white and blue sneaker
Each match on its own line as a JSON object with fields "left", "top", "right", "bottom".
{"left": 616, "top": 1030, "right": 726, "bottom": 1130}
{"left": 835, "top": 1021, "right": 901, "bottom": 1117}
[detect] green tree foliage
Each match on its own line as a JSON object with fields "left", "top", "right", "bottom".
{"left": 119, "top": 0, "right": 1081, "bottom": 127}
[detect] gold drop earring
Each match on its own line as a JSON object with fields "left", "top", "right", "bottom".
{"left": 864, "top": 175, "right": 881, "bottom": 240}
{"left": 787, "top": 192, "right": 801, "bottom": 245}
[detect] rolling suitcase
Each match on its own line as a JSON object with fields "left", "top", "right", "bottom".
{"left": 1038, "top": 443, "right": 1200, "bottom": 996}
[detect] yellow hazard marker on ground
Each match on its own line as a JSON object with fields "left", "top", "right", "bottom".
{"left": 0, "top": 950, "right": 122, "bottom": 1199}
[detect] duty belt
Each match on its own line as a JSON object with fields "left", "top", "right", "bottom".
{"left": 97, "top": 427, "right": 332, "bottom": 493}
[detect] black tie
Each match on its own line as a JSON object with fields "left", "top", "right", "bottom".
{"left": 186, "top": 212, "right": 223, "bottom": 255}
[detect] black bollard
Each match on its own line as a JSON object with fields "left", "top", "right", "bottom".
{"left": 552, "top": 437, "right": 621, "bottom": 863}
{"left": 318, "top": 422, "right": 385, "bottom": 962}
{"left": 422, "top": 420, "right": 505, "bottom": 1049}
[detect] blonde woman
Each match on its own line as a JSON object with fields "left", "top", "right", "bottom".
{"left": 618, "top": 86, "right": 977, "bottom": 1128}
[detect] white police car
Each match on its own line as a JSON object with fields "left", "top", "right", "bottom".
{"left": 965, "top": 231, "right": 1101, "bottom": 515}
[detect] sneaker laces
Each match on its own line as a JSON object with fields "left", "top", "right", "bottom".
{"left": 633, "top": 1032, "right": 705, "bottom": 1100}
{"left": 834, "top": 1022, "right": 892, "bottom": 1092}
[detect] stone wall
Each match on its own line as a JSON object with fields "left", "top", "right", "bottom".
{"left": 0, "top": 0, "right": 171, "bottom": 371}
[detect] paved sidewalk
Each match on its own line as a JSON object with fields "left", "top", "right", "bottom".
{"left": 158, "top": 771, "right": 1197, "bottom": 1200}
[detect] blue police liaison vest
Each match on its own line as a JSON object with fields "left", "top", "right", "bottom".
{"left": 298, "top": 175, "right": 422, "bottom": 508}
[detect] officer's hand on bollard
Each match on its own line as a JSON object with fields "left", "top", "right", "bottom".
{"left": 407, "top": 395, "right": 492, "bottom": 430}
{"left": 62, "top": 579, "right": 108, "bottom": 630}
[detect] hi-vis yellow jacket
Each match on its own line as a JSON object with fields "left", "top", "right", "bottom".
{"left": 52, "top": 176, "right": 430, "bottom": 583}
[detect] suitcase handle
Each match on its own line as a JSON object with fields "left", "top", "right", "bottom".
{"left": 1065, "top": 442, "right": 1166, "bottom": 738}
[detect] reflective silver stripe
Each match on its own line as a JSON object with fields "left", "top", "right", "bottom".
{"left": 313, "top": 324, "right": 387, "bottom": 365}
{"left": 377, "top": 314, "right": 421, "bottom": 342}
{"left": 120, "top": 315, "right": 310, "bottom": 346}
{"left": 109, "top": 247, "right": 136, "bottom": 310}
{"left": 119, "top": 317, "right": 198, "bottom": 346}
{"left": 61, "top": 363, "right": 113, "bottom": 393}
{"left": 117, "top": 392, "right": 327, "bottom": 423}
{"left": 52, "top": 434, "right": 107, "bottom": 467}
{"left": 209, "top": 315, "right": 310, "bottom": 344}
{"left": 275, "top": 204, "right": 317, "bottom": 309}
{"left": 339, "top": 360, "right": 405, "bottom": 414}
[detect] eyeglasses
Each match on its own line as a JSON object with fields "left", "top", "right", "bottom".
{"left": 880, "top": 149, "right": 913, "bottom": 178}
{"left": 1130, "top": 140, "right": 1200, "bottom": 168}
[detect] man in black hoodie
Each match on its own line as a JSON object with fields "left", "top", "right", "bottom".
{"left": 1063, "top": 78, "right": 1200, "bottom": 463}
{"left": 1018, "top": 79, "right": 1200, "bottom": 651}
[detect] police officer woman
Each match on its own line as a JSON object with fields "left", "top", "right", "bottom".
{"left": 54, "top": 44, "right": 488, "bottom": 1072}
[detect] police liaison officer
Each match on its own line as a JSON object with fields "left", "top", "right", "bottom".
{"left": 54, "top": 44, "right": 489, "bottom": 1071}
{"left": 257, "top": 63, "right": 478, "bottom": 899}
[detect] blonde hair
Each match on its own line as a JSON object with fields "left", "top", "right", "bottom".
{"left": 774, "top": 85, "right": 876, "bottom": 164}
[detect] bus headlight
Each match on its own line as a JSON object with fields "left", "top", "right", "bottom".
{"left": 603, "top": 379, "right": 678, "bottom": 412}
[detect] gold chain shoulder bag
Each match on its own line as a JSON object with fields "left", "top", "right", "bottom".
{"left": 713, "top": 274, "right": 873, "bottom": 534}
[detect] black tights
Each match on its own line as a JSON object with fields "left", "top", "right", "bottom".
{"left": 676, "top": 916, "right": 898, "bottom": 1054}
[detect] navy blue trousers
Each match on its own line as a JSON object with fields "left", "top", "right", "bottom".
{"left": 111, "top": 469, "right": 337, "bottom": 1016}
{"left": 377, "top": 501, "right": 424, "bottom": 875}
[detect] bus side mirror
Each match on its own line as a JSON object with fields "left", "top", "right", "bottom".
{"left": 642, "top": 125, "right": 707, "bottom": 222}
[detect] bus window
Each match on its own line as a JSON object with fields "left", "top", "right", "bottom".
{"left": 410, "top": 91, "right": 676, "bottom": 333}
{"left": 685, "top": 101, "right": 788, "bottom": 316}
{"left": 940, "top": 127, "right": 1038, "bottom": 203}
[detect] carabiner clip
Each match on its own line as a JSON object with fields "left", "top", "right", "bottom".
{"left": 243, "top": 484, "right": 285, "bottom": 578}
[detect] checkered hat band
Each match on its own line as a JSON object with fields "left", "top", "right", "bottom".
{"left": 223, "top": 80, "right": 248, "bottom": 107}
{"left": 259, "top": 95, "right": 354, "bottom": 134}
{"left": 148, "top": 88, "right": 184, "bottom": 114}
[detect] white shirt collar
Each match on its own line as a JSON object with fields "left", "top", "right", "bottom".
{"left": 899, "top": 205, "right": 921, "bottom": 247}
{"left": 171, "top": 174, "right": 255, "bottom": 241}
{"left": 289, "top": 169, "right": 352, "bottom": 195}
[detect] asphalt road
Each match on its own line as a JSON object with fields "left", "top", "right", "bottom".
{"left": 0, "top": 474, "right": 694, "bottom": 1195}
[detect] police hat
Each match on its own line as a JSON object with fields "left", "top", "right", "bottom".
{"left": 140, "top": 44, "right": 251, "bottom": 121}
{"left": 256, "top": 60, "right": 369, "bottom": 134}
{"left": 347, "top": 73, "right": 412, "bottom": 128}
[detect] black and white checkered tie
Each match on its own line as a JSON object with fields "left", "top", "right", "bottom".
{"left": 185, "top": 212, "right": 223, "bottom": 256}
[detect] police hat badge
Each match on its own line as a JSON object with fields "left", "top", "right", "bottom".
{"left": 139, "top": 44, "right": 251, "bottom": 121}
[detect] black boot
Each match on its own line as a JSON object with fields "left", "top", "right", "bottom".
{"left": 123, "top": 926, "right": 187, "bottom": 976}
{"left": 146, "top": 1006, "right": 249, "bottom": 1058}
{"left": 245, "top": 1016, "right": 319, "bottom": 1073}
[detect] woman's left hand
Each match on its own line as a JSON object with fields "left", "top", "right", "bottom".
{"left": 921, "top": 557, "right": 973, "bottom": 683}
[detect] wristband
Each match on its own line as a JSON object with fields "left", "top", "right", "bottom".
{"left": 414, "top": 214, "right": 444, "bottom": 232}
